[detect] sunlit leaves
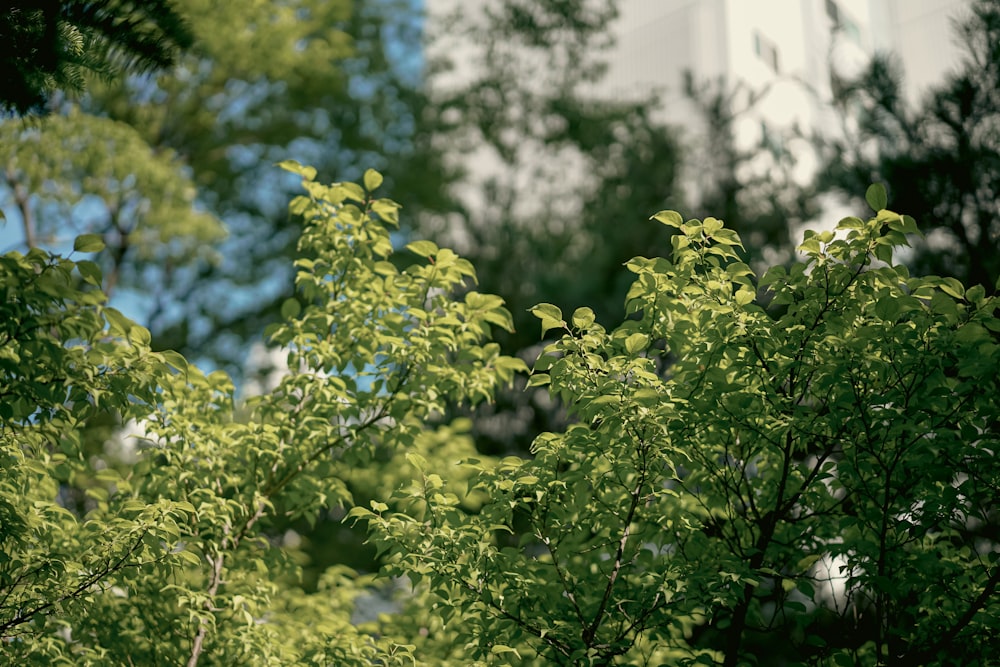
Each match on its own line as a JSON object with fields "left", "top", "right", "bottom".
{"left": 1, "top": 167, "right": 522, "bottom": 665}
{"left": 405, "top": 240, "right": 439, "bottom": 258}
{"left": 6, "top": 174, "right": 998, "bottom": 665}
{"left": 865, "top": 182, "right": 888, "bottom": 211}
{"left": 365, "top": 194, "right": 1000, "bottom": 665}
{"left": 363, "top": 168, "right": 383, "bottom": 192}
{"left": 529, "top": 303, "right": 565, "bottom": 336}
{"left": 276, "top": 158, "right": 317, "bottom": 182}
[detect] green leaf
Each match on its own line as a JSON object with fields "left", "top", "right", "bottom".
{"left": 406, "top": 240, "right": 439, "bottom": 257}
{"left": 176, "top": 550, "right": 202, "bottom": 567}
{"left": 74, "top": 234, "right": 106, "bottom": 253}
{"left": 888, "top": 214, "right": 921, "bottom": 236}
{"left": 530, "top": 303, "right": 562, "bottom": 322}
{"left": 837, "top": 216, "right": 865, "bottom": 231}
{"left": 955, "top": 322, "right": 989, "bottom": 345}
{"left": 103, "top": 306, "right": 134, "bottom": 334}
{"left": 966, "top": 284, "right": 986, "bottom": 305}
{"left": 529, "top": 303, "right": 565, "bottom": 336}
{"left": 652, "top": 210, "right": 683, "bottom": 227}
{"left": 734, "top": 287, "right": 755, "bottom": 306}
{"left": 939, "top": 277, "right": 965, "bottom": 300}
{"left": 363, "top": 168, "right": 383, "bottom": 191}
{"left": 371, "top": 198, "right": 401, "bottom": 226}
{"left": 571, "top": 307, "right": 595, "bottom": 329}
{"left": 276, "top": 159, "right": 317, "bottom": 181}
{"left": 874, "top": 296, "right": 900, "bottom": 321}
{"left": 865, "top": 183, "right": 888, "bottom": 211}
{"left": 288, "top": 195, "right": 311, "bottom": 216}
{"left": 332, "top": 182, "right": 366, "bottom": 203}
{"left": 160, "top": 350, "right": 188, "bottom": 373}
{"left": 526, "top": 373, "right": 551, "bottom": 387}
{"left": 280, "top": 298, "right": 301, "bottom": 319}
{"left": 77, "top": 260, "right": 103, "bottom": 286}
{"left": 874, "top": 242, "right": 893, "bottom": 264}
{"left": 624, "top": 332, "right": 649, "bottom": 354}
{"left": 128, "top": 325, "right": 152, "bottom": 346}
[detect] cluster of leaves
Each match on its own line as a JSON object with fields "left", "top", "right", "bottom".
{"left": 0, "top": 232, "right": 196, "bottom": 660}
{"left": 359, "top": 185, "right": 1000, "bottom": 665}
{"left": 0, "top": 168, "right": 524, "bottom": 664}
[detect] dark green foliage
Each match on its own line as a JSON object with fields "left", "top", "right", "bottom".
{"left": 814, "top": 0, "right": 1000, "bottom": 291}
{"left": 0, "top": 0, "right": 193, "bottom": 115}
{"left": 363, "top": 189, "right": 1000, "bottom": 665}
{"left": 4, "top": 164, "right": 1000, "bottom": 665}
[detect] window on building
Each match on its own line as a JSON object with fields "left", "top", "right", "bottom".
{"left": 842, "top": 18, "right": 862, "bottom": 44}
{"left": 761, "top": 121, "right": 784, "bottom": 153}
{"left": 826, "top": 0, "right": 840, "bottom": 25}
{"left": 826, "top": 0, "right": 862, "bottom": 44}
{"left": 753, "top": 31, "right": 780, "bottom": 73}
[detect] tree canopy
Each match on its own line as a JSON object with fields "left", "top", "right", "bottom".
{"left": 3, "top": 2, "right": 1000, "bottom": 664}
{"left": 2, "top": 0, "right": 440, "bottom": 374}
{"left": 3, "top": 169, "right": 998, "bottom": 665}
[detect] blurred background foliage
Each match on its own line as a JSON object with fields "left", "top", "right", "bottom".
{"left": 2, "top": 0, "right": 998, "bottom": 617}
{"left": 814, "top": 0, "right": 1000, "bottom": 292}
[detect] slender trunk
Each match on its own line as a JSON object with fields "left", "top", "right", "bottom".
{"left": 722, "top": 533, "right": 771, "bottom": 667}
{"left": 5, "top": 168, "right": 35, "bottom": 249}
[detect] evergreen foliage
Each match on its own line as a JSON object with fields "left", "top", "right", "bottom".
{"left": 0, "top": 1, "right": 193, "bottom": 115}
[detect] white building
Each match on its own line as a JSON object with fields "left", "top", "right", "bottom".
{"left": 872, "top": 0, "right": 972, "bottom": 102}
{"left": 604, "top": 1, "right": 872, "bottom": 136}
{"left": 423, "top": 0, "right": 970, "bottom": 238}
{"left": 600, "top": 0, "right": 967, "bottom": 175}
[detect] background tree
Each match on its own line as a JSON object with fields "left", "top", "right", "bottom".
{"left": 417, "top": 0, "right": 691, "bottom": 458}
{"left": 683, "top": 72, "right": 820, "bottom": 270}
{"left": 423, "top": 0, "right": 684, "bottom": 349}
{"left": 813, "top": 0, "right": 1000, "bottom": 291}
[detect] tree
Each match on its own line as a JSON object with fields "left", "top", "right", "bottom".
{"left": 4, "top": 162, "right": 1000, "bottom": 664}
{"left": 424, "top": 0, "right": 685, "bottom": 351}
{"left": 0, "top": 0, "right": 479, "bottom": 609}
{"left": 814, "top": 0, "right": 1000, "bottom": 292}
{"left": 0, "top": 0, "right": 193, "bottom": 116}
{"left": 1, "top": 0, "right": 446, "bottom": 376}
{"left": 85, "top": 0, "right": 446, "bottom": 372}
{"left": 0, "top": 107, "right": 225, "bottom": 286}
{"left": 361, "top": 185, "right": 1000, "bottom": 665}
{"left": 0, "top": 166, "right": 524, "bottom": 664}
